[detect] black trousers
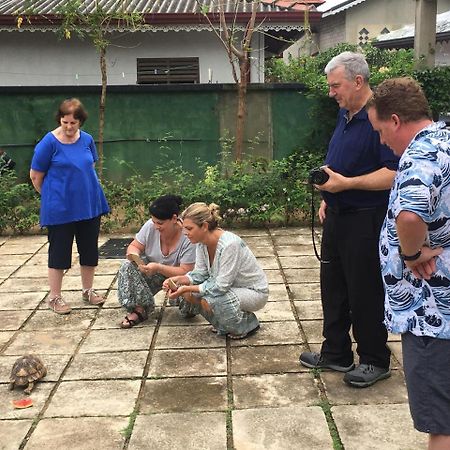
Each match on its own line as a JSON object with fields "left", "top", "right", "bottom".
{"left": 47, "top": 216, "right": 101, "bottom": 270}
{"left": 319, "top": 206, "right": 391, "bottom": 369}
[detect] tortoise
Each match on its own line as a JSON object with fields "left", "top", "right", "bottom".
{"left": 9, "top": 355, "right": 47, "bottom": 395}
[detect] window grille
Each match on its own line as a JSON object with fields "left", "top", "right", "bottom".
{"left": 137, "top": 58, "right": 200, "bottom": 84}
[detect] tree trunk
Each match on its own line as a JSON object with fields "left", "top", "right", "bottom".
{"left": 98, "top": 45, "right": 107, "bottom": 178}
{"left": 235, "top": 58, "right": 249, "bottom": 161}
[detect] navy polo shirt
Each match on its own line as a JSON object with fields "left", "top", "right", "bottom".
{"left": 322, "top": 107, "right": 399, "bottom": 209}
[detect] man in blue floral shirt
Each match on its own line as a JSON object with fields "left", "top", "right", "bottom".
{"left": 368, "top": 77, "right": 450, "bottom": 450}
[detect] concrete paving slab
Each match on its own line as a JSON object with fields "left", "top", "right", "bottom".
{"left": 0, "top": 229, "right": 427, "bottom": 448}
{"left": 269, "top": 227, "right": 310, "bottom": 236}
{"left": 0, "top": 381, "right": 54, "bottom": 419}
{"left": 148, "top": 348, "right": 227, "bottom": 378}
{"left": 79, "top": 328, "right": 153, "bottom": 353}
{"left": 60, "top": 275, "right": 115, "bottom": 291}
{"left": 141, "top": 376, "right": 228, "bottom": 413}
{"left": 231, "top": 344, "right": 307, "bottom": 375}
{"left": 160, "top": 307, "right": 208, "bottom": 326}
{"left": 321, "top": 370, "right": 409, "bottom": 406}
{"left": 275, "top": 244, "right": 316, "bottom": 256}
{"left": 63, "top": 351, "right": 147, "bottom": 380}
{"left": 0, "top": 266, "right": 17, "bottom": 279}
{"left": 44, "top": 379, "right": 140, "bottom": 417}
{"left": 11, "top": 265, "right": 47, "bottom": 278}
{"left": 388, "top": 331, "right": 402, "bottom": 342}
{"left": 0, "top": 354, "right": 70, "bottom": 383}
{"left": 388, "top": 341, "right": 403, "bottom": 366}
{"left": 129, "top": 412, "right": 227, "bottom": 450}
{"left": 294, "top": 300, "right": 323, "bottom": 320}
{"left": 272, "top": 235, "right": 313, "bottom": 246}
{"left": 289, "top": 283, "right": 321, "bottom": 300}
{"left": 92, "top": 307, "right": 158, "bottom": 329}
{"left": 0, "top": 419, "right": 33, "bottom": 449}
{"left": 230, "top": 321, "right": 303, "bottom": 347}
{"left": 300, "top": 320, "right": 324, "bottom": 344}
{"left": 20, "top": 253, "right": 49, "bottom": 267}
{"left": 233, "top": 373, "right": 319, "bottom": 409}
{"left": 266, "top": 283, "right": 289, "bottom": 301}
{"left": 250, "top": 246, "right": 276, "bottom": 257}
{"left": 263, "top": 270, "right": 284, "bottom": 284}
{"left": 25, "top": 417, "right": 128, "bottom": 450}
{"left": 284, "top": 268, "right": 320, "bottom": 284}
{"left": 155, "top": 325, "right": 226, "bottom": 349}
{"left": 3, "top": 330, "right": 84, "bottom": 356}
{"left": 0, "top": 310, "right": 33, "bottom": 331}
{"left": 101, "top": 289, "right": 121, "bottom": 308}
{"left": 256, "top": 257, "right": 280, "bottom": 270}
{"left": 232, "top": 405, "right": 333, "bottom": 450}
{"left": 237, "top": 229, "right": 270, "bottom": 237}
{"left": 6, "top": 236, "right": 47, "bottom": 245}
{"left": 22, "top": 310, "right": 96, "bottom": 332}
{"left": 0, "top": 331, "right": 14, "bottom": 349}
{"left": 0, "top": 278, "right": 49, "bottom": 293}
{"left": 0, "top": 254, "right": 32, "bottom": 266}
{"left": 241, "top": 236, "right": 272, "bottom": 247}
{"left": 278, "top": 255, "right": 320, "bottom": 269}
{"left": 0, "top": 292, "right": 46, "bottom": 311}
{"left": 258, "top": 301, "right": 294, "bottom": 322}
{"left": 66, "top": 259, "right": 122, "bottom": 276}
{"left": 0, "top": 243, "right": 44, "bottom": 254}
{"left": 333, "top": 403, "right": 428, "bottom": 450}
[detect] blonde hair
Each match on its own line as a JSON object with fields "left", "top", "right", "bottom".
{"left": 181, "top": 202, "right": 221, "bottom": 230}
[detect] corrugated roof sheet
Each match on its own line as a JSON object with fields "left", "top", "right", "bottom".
{"left": 318, "top": 0, "right": 367, "bottom": 16}
{"left": 0, "top": 0, "right": 324, "bottom": 15}
{"left": 376, "top": 10, "right": 450, "bottom": 41}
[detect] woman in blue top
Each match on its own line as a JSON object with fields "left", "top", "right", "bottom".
{"left": 30, "top": 98, "right": 110, "bottom": 315}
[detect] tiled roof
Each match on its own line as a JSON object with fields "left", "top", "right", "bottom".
{"left": 0, "top": 0, "right": 325, "bottom": 15}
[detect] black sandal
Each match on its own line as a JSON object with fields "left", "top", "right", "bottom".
{"left": 120, "top": 310, "right": 148, "bottom": 329}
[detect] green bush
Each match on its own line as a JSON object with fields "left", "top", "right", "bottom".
{"left": 0, "top": 171, "right": 40, "bottom": 235}
{"left": 266, "top": 42, "right": 450, "bottom": 119}
{"left": 100, "top": 150, "right": 323, "bottom": 232}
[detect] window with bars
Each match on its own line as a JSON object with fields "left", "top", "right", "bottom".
{"left": 137, "top": 58, "right": 200, "bottom": 84}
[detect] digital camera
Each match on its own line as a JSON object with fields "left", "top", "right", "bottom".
{"left": 308, "top": 167, "right": 329, "bottom": 185}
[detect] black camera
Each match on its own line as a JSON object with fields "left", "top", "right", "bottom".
{"left": 308, "top": 167, "right": 329, "bottom": 185}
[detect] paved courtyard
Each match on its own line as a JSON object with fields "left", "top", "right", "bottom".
{"left": 0, "top": 228, "right": 427, "bottom": 449}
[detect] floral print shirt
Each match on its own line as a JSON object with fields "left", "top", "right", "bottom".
{"left": 380, "top": 121, "right": 450, "bottom": 339}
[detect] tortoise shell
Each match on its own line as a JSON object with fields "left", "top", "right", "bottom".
{"left": 9, "top": 355, "right": 47, "bottom": 388}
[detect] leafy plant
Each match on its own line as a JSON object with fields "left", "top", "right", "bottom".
{"left": 0, "top": 172, "right": 40, "bottom": 234}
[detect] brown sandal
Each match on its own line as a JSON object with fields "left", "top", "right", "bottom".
{"left": 120, "top": 310, "right": 148, "bottom": 329}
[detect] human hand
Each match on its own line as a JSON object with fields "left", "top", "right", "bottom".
{"left": 315, "top": 167, "right": 350, "bottom": 193}
{"left": 167, "top": 284, "right": 189, "bottom": 300}
{"left": 406, "top": 246, "right": 443, "bottom": 280}
{"left": 318, "top": 200, "right": 327, "bottom": 224}
{"left": 139, "top": 262, "right": 159, "bottom": 276}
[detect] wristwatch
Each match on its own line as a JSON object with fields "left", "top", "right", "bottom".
{"left": 399, "top": 247, "right": 422, "bottom": 261}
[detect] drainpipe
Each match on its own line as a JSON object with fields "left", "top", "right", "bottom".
{"left": 414, "top": 0, "right": 437, "bottom": 69}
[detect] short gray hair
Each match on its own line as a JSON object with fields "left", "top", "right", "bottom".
{"left": 324, "top": 51, "right": 370, "bottom": 82}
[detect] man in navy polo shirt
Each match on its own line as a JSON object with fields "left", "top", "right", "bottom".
{"left": 299, "top": 52, "right": 399, "bottom": 387}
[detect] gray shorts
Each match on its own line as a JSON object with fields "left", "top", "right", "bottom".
{"left": 402, "top": 332, "right": 450, "bottom": 435}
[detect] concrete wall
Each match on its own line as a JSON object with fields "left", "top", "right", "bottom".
{"left": 0, "top": 29, "right": 265, "bottom": 86}
{"left": 317, "top": 0, "right": 450, "bottom": 50}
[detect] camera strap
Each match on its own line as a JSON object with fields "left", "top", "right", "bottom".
{"left": 310, "top": 185, "right": 330, "bottom": 264}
